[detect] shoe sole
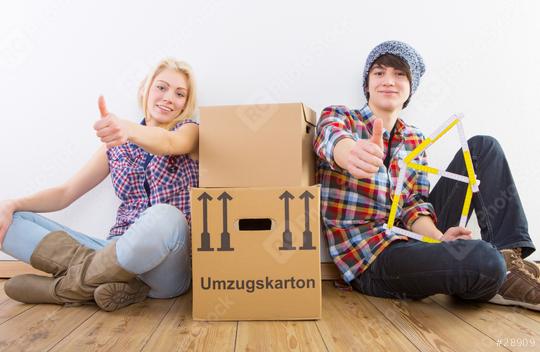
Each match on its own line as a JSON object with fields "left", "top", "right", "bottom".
{"left": 94, "top": 282, "right": 150, "bottom": 312}
{"left": 489, "top": 294, "right": 540, "bottom": 312}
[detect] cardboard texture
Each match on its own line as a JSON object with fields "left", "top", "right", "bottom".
{"left": 199, "top": 103, "right": 317, "bottom": 188}
{"left": 191, "top": 185, "right": 322, "bottom": 321}
{"left": 320, "top": 232, "right": 333, "bottom": 263}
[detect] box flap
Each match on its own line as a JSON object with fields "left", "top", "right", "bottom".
{"left": 301, "top": 103, "right": 317, "bottom": 128}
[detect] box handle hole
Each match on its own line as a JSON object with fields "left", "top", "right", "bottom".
{"left": 237, "top": 218, "right": 274, "bottom": 231}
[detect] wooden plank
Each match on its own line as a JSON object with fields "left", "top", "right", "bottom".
{"left": 236, "top": 319, "right": 327, "bottom": 352}
{"left": 0, "top": 280, "right": 8, "bottom": 303}
{"left": 512, "top": 307, "right": 540, "bottom": 324}
{"left": 365, "top": 294, "right": 499, "bottom": 352}
{"left": 316, "top": 282, "right": 418, "bottom": 352}
{"left": 0, "top": 261, "right": 46, "bottom": 278}
{"left": 0, "top": 304, "right": 97, "bottom": 352}
{"left": 142, "top": 291, "right": 236, "bottom": 352}
{"left": 1, "top": 280, "right": 36, "bottom": 324}
{"left": 50, "top": 297, "right": 175, "bottom": 351}
{"left": 432, "top": 294, "right": 540, "bottom": 351}
{"left": 2, "top": 276, "right": 538, "bottom": 351}
{"left": 0, "top": 300, "right": 36, "bottom": 325}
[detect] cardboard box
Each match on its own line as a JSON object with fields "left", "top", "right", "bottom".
{"left": 320, "top": 232, "right": 333, "bottom": 263}
{"left": 191, "top": 185, "right": 321, "bottom": 321}
{"left": 199, "top": 103, "right": 317, "bottom": 188}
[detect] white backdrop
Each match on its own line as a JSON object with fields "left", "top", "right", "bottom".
{"left": 1, "top": 0, "right": 539, "bottom": 260}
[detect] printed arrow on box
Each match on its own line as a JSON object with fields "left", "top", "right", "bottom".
{"left": 278, "top": 191, "right": 296, "bottom": 250}
{"left": 197, "top": 192, "right": 214, "bottom": 252}
{"left": 217, "top": 192, "right": 234, "bottom": 251}
{"left": 299, "top": 191, "right": 316, "bottom": 250}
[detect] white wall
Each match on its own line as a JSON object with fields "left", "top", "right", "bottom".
{"left": 1, "top": 0, "right": 539, "bottom": 260}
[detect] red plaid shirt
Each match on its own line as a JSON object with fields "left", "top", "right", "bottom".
{"left": 107, "top": 119, "right": 199, "bottom": 238}
{"left": 314, "top": 105, "right": 436, "bottom": 282}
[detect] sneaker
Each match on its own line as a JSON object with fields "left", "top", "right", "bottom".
{"left": 523, "top": 259, "right": 540, "bottom": 279}
{"left": 489, "top": 248, "right": 540, "bottom": 311}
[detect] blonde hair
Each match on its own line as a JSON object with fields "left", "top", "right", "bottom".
{"left": 139, "top": 58, "right": 197, "bottom": 130}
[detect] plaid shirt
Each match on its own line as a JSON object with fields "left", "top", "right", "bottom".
{"left": 314, "top": 104, "right": 436, "bottom": 282}
{"left": 107, "top": 119, "right": 199, "bottom": 238}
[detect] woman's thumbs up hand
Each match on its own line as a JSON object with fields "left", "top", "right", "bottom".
{"left": 93, "top": 96, "right": 131, "bottom": 148}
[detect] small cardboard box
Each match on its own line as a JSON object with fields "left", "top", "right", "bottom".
{"left": 191, "top": 185, "right": 321, "bottom": 321}
{"left": 199, "top": 103, "right": 317, "bottom": 188}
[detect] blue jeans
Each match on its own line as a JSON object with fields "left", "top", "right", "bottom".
{"left": 1, "top": 203, "right": 191, "bottom": 299}
{"left": 352, "top": 135, "right": 534, "bottom": 300}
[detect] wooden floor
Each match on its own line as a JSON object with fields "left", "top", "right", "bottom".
{"left": 1, "top": 280, "right": 540, "bottom": 352}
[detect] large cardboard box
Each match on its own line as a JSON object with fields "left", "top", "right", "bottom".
{"left": 191, "top": 185, "right": 321, "bottom": 320}
{"left": 199, "top": 103, "right": 316, "bottom": 188}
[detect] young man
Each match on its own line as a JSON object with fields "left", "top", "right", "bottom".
{"left": 314, "top": 40, "right": 540, "bottom": 310}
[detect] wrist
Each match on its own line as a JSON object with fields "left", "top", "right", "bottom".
{"left": 5, "top": 199, "right": 19, "bottom": 213}
{"left": 124, "top": 120, "right": 137, "bottom": 141}
{"left": 333, "top": 138, "right": 355, "bottom": 169}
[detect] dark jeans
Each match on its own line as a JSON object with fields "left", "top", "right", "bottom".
{"left": 351, "top": 135, "right": 535, "bottom": 301}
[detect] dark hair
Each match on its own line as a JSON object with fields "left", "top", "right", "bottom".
{"left": 364, "top": 54, "right": 413, "bottom": 108}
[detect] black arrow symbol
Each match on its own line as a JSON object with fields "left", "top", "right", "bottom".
{"left": 217, "top": 192, "right": 234, "bottom": 251}
{"left": 299, "top": 191, "right": 316, "bottom": 250}
{"left": 278, "top": 191, "right": 296, "bottom": 250}
{"left": 197, "top": 192, "right": 214, "bottom": 252}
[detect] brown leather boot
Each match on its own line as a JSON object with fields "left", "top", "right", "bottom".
{"left": 489, "top": 248, "right": 540, "bottom": 311}
{"left": 29, "top": 231, "right": 95, "bottom": 277}
{"left": 54, "top": 242, "right": 150, "bottom": 310}
{"left": 5, "top": 241, "right": 149, "bottom": 311}
{"left": 94, "top": 281, "right": 150, "bottom": 312}
{"left": 4, "top": 271, "right": 149, "bottom": 310}
{"left": 4, "top": 231, "right": 97, "bottom": 306}
{"left": 4, "top": 274, "right": 87, "bottom": 305}
{"left": 31, "top": 231, "right": 149, "bottom": 310}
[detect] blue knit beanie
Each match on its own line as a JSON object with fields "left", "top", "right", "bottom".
{"left": 362, "top": 40, "right": 425, "bottom": 99}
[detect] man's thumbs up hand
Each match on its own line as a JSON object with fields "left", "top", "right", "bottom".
{"left": 370, "top": 118, "right": 384, "bottom": 150}
{"left": 341, "top": 118, "right": 385, "bottom": 179}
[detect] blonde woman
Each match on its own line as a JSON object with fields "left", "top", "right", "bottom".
{"left": 0, "top": 58, "right": 199, "bottom": 311}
